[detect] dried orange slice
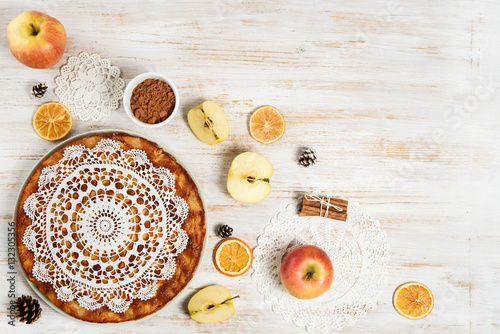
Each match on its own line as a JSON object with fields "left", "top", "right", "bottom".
{"left": 393, "top": 282, "right": 434, "bottom": 320}
{"left": 214, "top": 237, "right": 253, "bottom": 277}
{"left": 33, "top": 102, "right": 73, "bottom": 141}
{"left": 249, "top": 106, "right": 285, "bottom": 144}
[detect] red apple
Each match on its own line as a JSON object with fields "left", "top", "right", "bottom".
{"left": 7, "top": 11, "right": 66, "bottom": 69}
{"left": 280, "top": 245, "right": 333, "bottom": 299}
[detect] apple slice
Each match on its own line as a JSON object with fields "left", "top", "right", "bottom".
{"left": 188, "top": 285, "right": 237, "bottom": 323}
{"left": 188, "top": 101, "right": 229, "bottom": 145}
{"left": 227, "top": 152, "right": 273, "bottom": 203}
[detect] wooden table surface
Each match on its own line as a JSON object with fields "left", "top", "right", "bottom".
{"left": 1, "top": 1, "right": 499, "bottom": 333}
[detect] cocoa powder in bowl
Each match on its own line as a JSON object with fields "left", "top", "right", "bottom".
{"left": 130, "top": 78, "right": 176, "bottom": 124}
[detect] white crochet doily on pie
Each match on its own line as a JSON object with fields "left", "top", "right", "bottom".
{"left": 22, "top": 139, "right": 188, "bottom": 313}
{"left": 55, "top": 52, "right": 125, "bottom": 121}
{"left": 252, "top": 197, "right": 389, "bottom": 333}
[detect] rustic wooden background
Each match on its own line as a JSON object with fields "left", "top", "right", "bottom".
{"left": 1, "top": 0, "right": 499, "bottom": 333}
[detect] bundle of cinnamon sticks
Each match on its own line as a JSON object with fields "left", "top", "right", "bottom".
{"left": 299, "top": 195, "right": 348, "bottom": 221}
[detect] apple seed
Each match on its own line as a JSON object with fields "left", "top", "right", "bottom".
{"left": 201, "top": 111, "right": 220, "bottom": 140}
{"left": 246, "top": 176, "right": 270, "bottom": 184}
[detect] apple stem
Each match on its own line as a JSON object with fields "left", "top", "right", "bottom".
{"left": 222, "top": 295, "right": 240, "bottom": 304}
{"left": 305, "top": 271, "right": 314, "bottom": 281}
{"left": 29, "top": 23, "right": 39, "bottom": 36}
{"left": 246, "top": 176, "right": 270, "bottom": 183}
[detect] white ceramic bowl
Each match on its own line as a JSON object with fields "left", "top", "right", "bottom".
{"left": 123, "top": 72, "right": 180, "bottom": 128}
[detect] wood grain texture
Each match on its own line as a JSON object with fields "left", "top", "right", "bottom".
{"left": 0, "top": 0, "right": 498, "bottom": 333}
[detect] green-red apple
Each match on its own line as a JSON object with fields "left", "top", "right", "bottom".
{"left": 7, "top": 11, "right": 66, "bottom": 69}
{"left": 280, "top": 245, "right": 334, "bottom": 299}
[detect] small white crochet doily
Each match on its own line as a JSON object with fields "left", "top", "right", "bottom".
{"left": 55, "top": 52, "right": 125, "bottom": 121}
{"left": 22, "top": 139, "right": 188, "bottom": 313}
{"left": 252, "top": 197, "right": 389, "bottom": 333}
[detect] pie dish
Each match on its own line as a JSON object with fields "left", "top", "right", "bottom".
{"left": 15, "top": 132, "right": 206, "bottom": 323}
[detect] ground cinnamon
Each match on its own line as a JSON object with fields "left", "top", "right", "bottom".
{"left": 130, "top": 78, "right": 175, "bottom": 124}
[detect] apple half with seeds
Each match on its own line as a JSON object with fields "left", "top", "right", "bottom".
{"left": 188, "top": 285, "right": 237, "bottom": 323}
{"left": 188, "top": 101, "right": 229, "bottom": 145}
{"left": 227, "top": 152, "right": 273, "bottom": 203}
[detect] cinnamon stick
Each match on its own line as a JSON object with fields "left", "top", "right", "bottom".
{"left": 299, "top": 206, "right": 347, "bottom": 221}
{"left": 299, "top": 195, "right": 348, "bottom": 221}
{"left": 302, "top": 197, "right": 348, "bottom": 211}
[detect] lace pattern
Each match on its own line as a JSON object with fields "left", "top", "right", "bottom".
{"left": 55, "top": 52, "right": 125, "bottom": 121}
{"left": 22, "top": 139, "right": 189, "bottom": 313}
{"left": 251, "top": 197, "right": 389, "bottom": 333}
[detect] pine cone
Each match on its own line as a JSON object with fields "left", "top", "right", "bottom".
{"left": 217, "top": 224, "right": 233, "bottom": 239}
{"left": 298, "top": 148, "right": 317, "bottom": 167}
{"left": 15, "top": 295, "right": 42, "bottom": 324}
{"left": 32, "top": 83, "right": 48, "bottom": 98}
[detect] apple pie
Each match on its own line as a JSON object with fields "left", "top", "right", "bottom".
{"left": 16, "top": 132, "right": 206, "bottom": 323}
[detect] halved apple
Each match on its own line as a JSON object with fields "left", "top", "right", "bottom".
{"left": 188, "top": 285, "right": 236, "bottom": 323}
{"left": 227, "top": 152, "right": 273, "bottom": 203}
{"left": 188, "top": 101, "right": 229, "bottom": 145}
